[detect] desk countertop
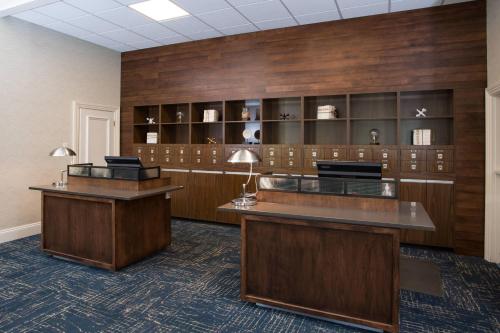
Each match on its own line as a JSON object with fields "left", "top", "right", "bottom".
{"left": 218, "top": 201, "right": 435, "bottom": 231}
{"left": 29, "top": 184, "right": 183, "bottom": 201}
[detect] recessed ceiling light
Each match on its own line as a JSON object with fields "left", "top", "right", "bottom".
{"left": 129, "top": 0, "right": 189, "bottom": 21}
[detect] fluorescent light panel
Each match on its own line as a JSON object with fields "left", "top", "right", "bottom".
{"left": 0, "top": 0, "right": 36, "bottom": 11}
{"left": 129, "top": 0, "right": 189, "bottom": 21}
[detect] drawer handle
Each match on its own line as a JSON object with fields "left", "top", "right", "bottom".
{"left": 411, "top": 164, "right": 417, "bottom": 170}
{"left": 383, "top": 153, "right": 388, "bottom": 159}
{"left": 270, "top": 160, "right": 274, "bottom": 166}
{"left": 438, "top": 165, "right": 443, "bottom": 171}
{"left": 180, "top": 158, "right": 184, "bottom": 163}
{"left": 411, "top": 153, "right": 416, "bottom": 159}
{"left": 165, "top": 157, "right": 170, "bottom": 162}
{"left": 212, "top": 150, "right": 217, "bottom": 155}
{"left": 196, "top": 150, "right": 201, "bottom": 155}
{"left": 333, "top": 152, "right": 338, "bottom": 158}
{"left": 180, "top": 149, "right": 184, "bottom": 155}
{"left": 138, "top": 149, "right": 142, "bottom": 153}
{"left": 289, "top": 161, "right": 294, "bottom": 166}
{"left": 150, "top": 149, "right": 155, "bottom": 154}
{"left": 312, "top": 161, "right": 317, "bottom": 167}
{"left": 359, "top": 152, "right": 364, "bottom": 158}
{"left": 196, "top": 158, "right": 201, "bottom": 163}
{"left": 383, "top": 163, "right": 388, "bottom": 169}
{"left": 212, "top": 159, "right": 217, "bottom": 164}
{"left": 312, "top": 151, "right": 317, "bottom": 157}
{"left": 437, "top": 153, "right": 443, "bottom": 160}
{"left": 289, "top": 152, "right": 294, "bottom": 157}
{"left": 270, "top": 151, "right": 274, "bottom": 156}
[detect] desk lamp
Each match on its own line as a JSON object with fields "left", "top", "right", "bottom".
{"left": 49, "top": 145, "right": 76, "bottom": 187}
{"left": 227, "top": 149, "right": 260, "bottom": 207}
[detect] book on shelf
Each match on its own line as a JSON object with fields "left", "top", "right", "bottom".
{"left": 203, "top": 109, "right": 219, "bottom": 122}
{"left": 317, "top": 105, "right": 337, "bottom": 120}
{"left": 412, "top": 129, "right": 432, "bottom": 145}
{"left": 146, "top": 132, "right": 158, "bottom": 144}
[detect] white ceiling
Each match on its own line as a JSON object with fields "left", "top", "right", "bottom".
{"left": 3, "top": 0, "right": 473, "bottom": 52}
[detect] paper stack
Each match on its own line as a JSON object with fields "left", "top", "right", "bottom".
{"left": 317, "top": 105, "right": 337, "bottom": 120}
{"left": 147, "top": 132, "right": 158, "bottom": 144}
{"left": 203, "top": 109, "right": 219, "bottom": 122}
{"left": 412, "top": 129, "right": 432, "bottom": 145}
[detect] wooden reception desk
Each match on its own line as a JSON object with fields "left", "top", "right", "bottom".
{"left": 219, "top": 188, "right": 435, "bottom": 333}
{"left": 30, "top": 175, "right": 182, "bottom": 271}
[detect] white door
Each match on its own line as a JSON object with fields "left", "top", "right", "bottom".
{"left": 74, "top": 103, "right": 119, "bottom": 165}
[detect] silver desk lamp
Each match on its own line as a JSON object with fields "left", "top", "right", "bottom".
{"left": 49, "top": 145, "right": 77, "bottom": 187}
{"left": 227, "top": 149, "right": 260, "bottom": 207}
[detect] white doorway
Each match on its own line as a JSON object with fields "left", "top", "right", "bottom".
{"left": 485, "top": 85, "right": 500, "bottom": 263}
{"left": 72, "top": 102, "right": 120, "bottom": 165}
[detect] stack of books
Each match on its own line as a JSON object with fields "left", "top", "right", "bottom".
{"left": 412, "top": 129, "right": 432, "bottom": 145}
{"left": 203, "top": 109, "right": 219, "bottom": 122}
{"left": 317, "top": 105, "right": 337, "bottom": 120}
{"left": 146, "top": 132, "right": 158, "bottom": 144}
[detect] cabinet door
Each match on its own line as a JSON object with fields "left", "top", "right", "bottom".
{"left": 161, "top": 171, "right": 190, "bottom": 218}
{"left": 426, "top": 182, "right": 454, "bottom": 248}
{"left": 399, "top": 181, "right": 427, "bottom": 245}
{"left": 217, "top": 174, "right": 257, "bottom": 225}
{"left": 188, "top": 172, "right": 224, "bottom": 221}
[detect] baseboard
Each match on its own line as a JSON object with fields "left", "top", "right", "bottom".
{"left": 0, "top": 222, "right": 41, "bottom": 244}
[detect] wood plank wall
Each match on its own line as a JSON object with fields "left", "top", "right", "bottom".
{"left": 121, "top": 0, "right": 487, "bottom": 256}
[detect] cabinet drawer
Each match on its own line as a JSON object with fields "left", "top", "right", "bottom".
{"left": 427, "top": 160, "right": 454, "bottom": 173}
{"left": 427, "top": 149, "right": 453, "bottom": 162}
{"left": 160, "top": 153, "right": 174, "bottom": 165}
{"left": 401, "top": 160, "right": 425, "bottom": 173}
{"left": 374, "top": 148, "right": 398, "bottom": 161}
{"left": 349, "top": 148, "right": 373, "bottom": 161}
{"left": 282, "top": 146, "right": 302, "bottom": 159}
{"left": 159, "top": 145, "right": 174, "bottom": 155}
{"left": 401, "top": 149, "right": 426, "bottom": 161}
{"left": 304, "top": 147, "right": 324, "bottom": 160}
{"left": 134, "top": 145, "right": 146, "bottom": 156}
{"left": 381, "top": 159, "right": 398, "bottom": 173}
{"left": 263, "top": 157, "right": 281, "bottom": 168}
{"left": 304, "top": 158, "right": 319, "bottom": 169}
{"left": 324, "top": 147, "right": 347, "bottom": 160}
{"left": 282, "top": 157, "right": 301, "bottom": 168}
{"left": 177, "top": 146, "right": 190, "bottom": 157}
{"left": 263, "top": 145, "right": 281, "bottom": 158}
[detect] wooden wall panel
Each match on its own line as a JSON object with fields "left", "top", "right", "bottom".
{"left": 121, "top": 1, "right": 486, "bottom": 256}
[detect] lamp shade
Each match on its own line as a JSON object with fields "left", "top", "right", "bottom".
{"left": 49, "top": 146, "right": 77, "bottom": 157}
{"left": 227, "top": 149, "right": 260, "bottom": 164}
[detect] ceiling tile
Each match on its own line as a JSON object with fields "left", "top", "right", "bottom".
{"left": 197, "top": 7, "right": 249, "bottom": 29}
{"left": 281, "top": 0, "right": 337, "bottom": 16}
{"left": 78, "top": 33, "right": 135, "bottom": 50}
{"left": 63, "top": 0, "right": 123, "bottom": 13}
{"left": 96, "top": 6, "right": 155, "bottom": 28}
{"left": 127, "top": 39, "right": 161, "bottom": 49}
{"left": 129, "top": 23, "right": 179, "bottom": 40}
{"left": 220, "top": 23, "right": 258, "bottom": 35}
{"left": 67, "top": 14, "right": 122, "bottom": 33}
{"left": 254, "top": 17, "right": 297, "bottom": 30}
{"left": 100, "top": 28, "right": 152, "bottom": 43}
{"left": 295, "top": 10, "right": 340, "bottom": 25}
{"left": 34, "top": 2, "right": 87, "bottom": 20}
{"left": 45, "top": 21, "right": 92, "bottom": 38}
{"left": 171, "top": 0, "right": 230, "bottom": 14}
{"left": 12, "top": 10, "right": 60, "bottom": 26}
{"left": 341, "top": 2, "right": 388, "bottom": 18}
{"left": 157, "top": 35, "right": 191, "bottom": 45}
{"left": 226, "top": 0, "right": 266, "bottom": 6}
{"left": 160, "top": 16, "right": 212, "bottom": 35}
{"left": 391, "top": 0, "right": 440, "bottom": 12}
{"left": 237, "top": 0, "right": 291, "bottom": 22}
{"left": 188, "top": 29, "right": 223, "bottom": 40}
{"left": 337, "top": 0, "right": 386, "bottom": 8}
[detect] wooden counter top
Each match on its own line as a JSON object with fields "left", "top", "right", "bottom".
{"left": 29, "top": 184, "right": 183, "bottom": 201}
{"left": 218, "top": 201, "right": 435, "bottom": 231}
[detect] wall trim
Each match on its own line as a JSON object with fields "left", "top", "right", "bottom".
{"left": 485, "top": 84, "right": 500, "bottom": 263}
{"left": 0, "top": 222, "right": 41, "bottom": 244}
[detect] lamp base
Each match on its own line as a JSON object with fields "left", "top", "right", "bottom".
{"left": 231, "top": 197, "right": 257, "bottom": 207}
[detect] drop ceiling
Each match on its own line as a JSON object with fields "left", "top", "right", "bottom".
{"left": 2, "top": 0, "right": 473, "bottom": 52}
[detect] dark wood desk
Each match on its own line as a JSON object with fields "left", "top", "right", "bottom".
{"left": 218, "top": 191, "right": 435, "bottom": 333}
{"left": 30, "top": 177, "right": 182, "bottom": 271}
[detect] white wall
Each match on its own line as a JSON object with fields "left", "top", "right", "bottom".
{"left": 488, "top": 0, "right": 500, "bottom": 87}
{"left": 0, "top": 17, "right": 121, "bottom": 241}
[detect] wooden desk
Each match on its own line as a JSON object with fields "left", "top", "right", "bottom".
{"left": 30, "top": 177, "right": 182, "bottom": 271}
{"left": 218, "top": 191, "right": 435, "bottom": 333}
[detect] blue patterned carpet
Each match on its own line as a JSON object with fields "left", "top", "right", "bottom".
{"left": 0, "top": 219, "right": 499, "bottom": 332}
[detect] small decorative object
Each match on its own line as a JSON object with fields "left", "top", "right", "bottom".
{"left": 241, "top": 107, "right": 250, "bottom": 121}
{"left": 146, "top": 117, "right": 155, "bottom": 124}
{"left": 412, "top": 128, "right": 432, "bottom": 145}
{"left": 317, "top": 105, "right": 338, "bottom": 120}
{"left": 416, "top": 108, "right": 427, "bottom": 118}
{"left": 207, "top": 137, "right": 217, "bottom": 144}
{"left": 280, "top": 113, "right": 290, "bottom": 120}
{"left": 147, "top": 132, "right": 158, "bottom": 144}
{"left": 242, "top": 129, "right": 252, "bottom": 141}
{"left": 369, "top": 128, "right": 380, "bottom": 145}
{"left": 203, "top": 109, "right": 219, "bottom": 122}
{"left": 176, "top": 111, "right": 184, "bottom": 123}
{"left": 254, "top": 130, "right": 261, "bottom": 142}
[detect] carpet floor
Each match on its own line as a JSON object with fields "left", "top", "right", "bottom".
{"left": 0, "top": 219, "right": 499, "bottom": 332}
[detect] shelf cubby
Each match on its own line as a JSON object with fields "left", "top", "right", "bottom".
{"left": 263, "top": 97, "right": 301, "bottom": 121}
{"left": 225, "top": 121, "right": 261, "bottom": 145}
{"left": 161, "top": 124, "right": 189, "bottom": 144}
{"left": 191, "top": 123, "right": 223, "bottom": 144}
{"left": 192, "top": 101, "right": 223, "bottom": 123}
{"left": 304, "top": 120, "right": 347, "bottom": 145}
{"left": 225, "top": 99, "right": 260, "bottom": 122}
{"left": 400, "top": 118, "right": 454, "bottom": 145}
{"left": 400, "top": 90, "right": 453, "bottom": 118}
{"left": 134, "top": 105, "right": 160, "bottom": 124}
{"left": 350, "top": 119, "right": 397, "bottom": 145}
{"left": 350, "top": 92, "right": 397, "bottom": 119}
{"left": 161, "top": 103, "right": 189, "bottom": 124}
{"left": 133, "top": 124, "right": 159, "bottom": 144}
{"left": 304, "top": 95, "right": 347, "bottom": 120}
{"left": 262, "top": 121, "right": 301, "bottom": 144}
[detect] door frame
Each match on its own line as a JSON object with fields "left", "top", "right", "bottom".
{"left": 485, "top": 83, "right": 500, "bottom": 263}
{"left": 72, "top": 101, "right": 120, "bottom": 163}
